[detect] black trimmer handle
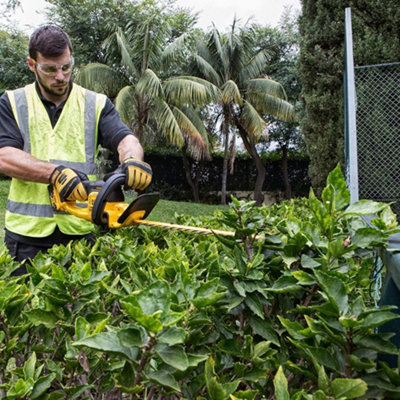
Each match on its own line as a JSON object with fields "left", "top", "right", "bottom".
{"left": 91, "top": 173, "right": 126, "bottom": 227}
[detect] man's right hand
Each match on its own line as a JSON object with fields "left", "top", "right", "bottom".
{"left": 49, "top": 166, "right": 88, "bottom": 201}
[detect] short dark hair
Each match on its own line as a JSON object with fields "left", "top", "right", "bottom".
{"left": 29, "top": 25, "right": 73, "bottom": 60}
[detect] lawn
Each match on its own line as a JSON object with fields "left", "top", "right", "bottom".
{"left": 0, "top": 179, "right": 228, "bottom": 240}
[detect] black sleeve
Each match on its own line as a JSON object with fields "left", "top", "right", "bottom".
{"left": 98, "top": 98, "right": 133, "bottom": 152}
{"left": 0, "top": 93, "right": 24, "bottom": 149}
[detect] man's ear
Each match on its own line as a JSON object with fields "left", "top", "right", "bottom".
{"left": 27, "top": 57, "right": 35, "bottom": 73}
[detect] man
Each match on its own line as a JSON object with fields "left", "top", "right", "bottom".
{"left": 0, "top": 25, "right": 152, "bottom": 272}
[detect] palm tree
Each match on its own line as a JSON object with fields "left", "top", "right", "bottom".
{"left": 191, "top": 22, "right": 296, "bottom": 205}
{"left": 76, "top": 9, "right": 218, "bottom": 199}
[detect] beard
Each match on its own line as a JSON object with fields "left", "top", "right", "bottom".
{"left": 36, "top": 72, "right": 69, "bottom": 98}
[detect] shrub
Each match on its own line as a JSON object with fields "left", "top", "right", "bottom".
{"left": 0, "top": 165, "right": 399, "bottom": 399}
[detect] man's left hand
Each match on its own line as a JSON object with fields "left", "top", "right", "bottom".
{"left": 120, "top": 157, "right": 152, "bottom": 191}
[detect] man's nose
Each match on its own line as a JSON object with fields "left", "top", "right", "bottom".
{"left": 54, "top": 68, "right": 65, "bottom": 80}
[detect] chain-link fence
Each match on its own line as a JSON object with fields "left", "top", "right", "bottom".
{"left": 354, "top": 62, "right": 400, "bottom": 215}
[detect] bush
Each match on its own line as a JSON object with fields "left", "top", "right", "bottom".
{"left": 0, "top": 165, "right": 399, "bottom": 399}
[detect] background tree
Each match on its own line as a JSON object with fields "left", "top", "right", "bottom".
{"left": 45, "top": 0, "right": 200, "bottom": 69}
{"left": 254, "top": 8, "right": 304, "bottom": 199}
{"left": 299, "top": 0, "right": 400, "bottom": 195}
{"left": 45, "top": 0, "right": 138, "bottom": 67}
{"left": 0, "top": 29, "right": 31, "bottom": 94}
{"left": 77, "top": 4, "right": 217, "bottom": 200}
{"left": 191, "top": 22, "right": 295, "bottom": 205}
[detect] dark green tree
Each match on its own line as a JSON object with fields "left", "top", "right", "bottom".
{"left": 0, "top": 29, "right": 31, "bottom": 94}
{"left": 299, "top": 0, "right": 400, "bottom": 194}
{"left": 45, "top": 0, "right": 199, "bottom": 69}
{"left": 45, "top": 0, "right": 138, "bottom": 67}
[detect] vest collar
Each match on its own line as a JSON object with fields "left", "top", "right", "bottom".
{"left": 34, "top": 80, "right": 73, "bottom": 107}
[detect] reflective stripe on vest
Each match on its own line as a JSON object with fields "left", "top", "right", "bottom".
{"left": 11, "top": 85, "right": 98, "bottom": 175}
{"left": 5, "top": 83, "right": 106, "bottom": 237}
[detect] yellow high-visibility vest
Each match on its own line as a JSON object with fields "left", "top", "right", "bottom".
{"left": 5, "top": 83, "right": 106, "bottom": 237}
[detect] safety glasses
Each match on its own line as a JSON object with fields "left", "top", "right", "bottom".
{"left": 31, "top": 58, "right": 74, "bottom": 76}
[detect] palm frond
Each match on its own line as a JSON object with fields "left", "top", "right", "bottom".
{"left": 76, "top": 63, "right": 128, "bottom": 98}
{"left": 209, "top": 29, "right": 229, "bottom": 76}
{"left": 246, "top": 78, "right": 288, "bottom": 99}
{"left": 163, "top": 77, "right": 218, "bottom": 106}
{"left": 221, "top": 80, "right": 243, "bottom": 105}
{"left": 114, "top": 28, "right": 139, "bottom": 77}
{"left": 246, "top": 85, "right": 296, "bottom": 121}
{"left": 173, "top": 107, "right": 210, "bottom": 160}
{"left": 240, "top": 50, "right": 268, "bottom": 82}
{"left": 152, "top": 99, "right": 184, "bottom": 148}
{"left": 127, "top": 18, "right": 167, "bottom": 72}
{"left": 114, "top": 86, "right": 137, "bottom": 126}
{"left": 239, "top": 101, "right": 267, "bottom": 142}
{"left": 162, "top": 32, "right": 191, "bottom": 65}
{"left": 193, "top": 55, "right": 222, "bottom": 86}
{"left": 136, "top": 69, "right": 163, "bottom": 100}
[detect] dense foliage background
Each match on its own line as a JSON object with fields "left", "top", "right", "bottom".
{"left": 298, "top": 0, "right": 400, "bottom": 194}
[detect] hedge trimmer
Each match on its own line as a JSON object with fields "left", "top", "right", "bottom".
{"left": 48, "top": 173, "right": 236, "bottom": 237}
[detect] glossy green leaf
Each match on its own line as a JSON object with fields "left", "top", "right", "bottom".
{"left": 187, "top": 353, "right": 209, "bottom": 367}
{"left": 244, "top": 293, "right": 265, "bottom": 319}
{"left": 301, "top": 254, "right": 321, "bottom": 269}
{"left": 25, "top": 309, "right": 58, "bottom": 328}
{"left": 273, "top": 366, "right": 290, "bottom": 400}
{"left": 292, "top": 270, "right": 315, "bottom": 285}
{"left": 351, "top": 227, "right": 386, "bottom": 248}
{"left": 75, "top": 316, "right": 91, "bottom": 341}
{"left": 80, "top": 262, "right": 92, "bottom": 281}
{"left": 331, "top": 378, "right": 367, "bottom": 398}
{"left": 117, "top": 327, "right": 147, "bottom": 347}
{"left": 317, "top": 365, "right": 329, "bottom": 393}
{"left": 266, "top": 275, "right": 303, "bottom": 294}
{"left": 155, "top": 343, "right": 189, "bottom": 371}
{"left": 73, "top": 331, "right": 138, "bottom": 360}
{"left": 344, "top": 200, "right": 388, "bottom": 216}
{"left": 315, "top": 270, "right": 348, "bottom": 315}
{"left": 23, "top": 352, "right": 36, "bottom": 381}
{"left": 324, "top": 164, "right": 350, "bottom": 211}
{"left": 7, "top": 378, "right": 34, "bottom": 399}
{"left": 230, "top": 390, "right": 258, "bottom": 400}
{"left": 205, "top": 357, "right": 227, "bottom": 400}
{"left": 159, "top": 326, "right": 187, "bottom": 345}
{"left": 354, "top": 333, "right": 399, "bottom": 353}
{"left": 147, "top": 370, "right": 180, "bottom": 392}
{"left": 309, "top": 188, "right": 331, "bottom": 233}
{"left": 31, "top": 373, "right": 57, "bottom": 399}
{"left": 121, "top": 281, "right": 171, "bottom": 332}
{"left": 279, "top": 316, "right": 310, "bottom": 340}
{"left": 249, "top": 317, "right": 280, "bottom": 346}
{"left": 360, "top": 310, "right": 400, "bottom": 329}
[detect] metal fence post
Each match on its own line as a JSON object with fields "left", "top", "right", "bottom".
{"left": 344, "top": 7, "right": 359, "bottom": 203}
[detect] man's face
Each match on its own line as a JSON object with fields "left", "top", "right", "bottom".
{"left": 27, "top": 47, "right": 73, "bottom": 102}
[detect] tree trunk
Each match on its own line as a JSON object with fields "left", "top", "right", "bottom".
{"left": 236, "top": 123, "right": 266, "bottom": 206}
{"left": 282, "top": 145, "right": 292, "bottom": 199}
{"left": 181, "top": 147, "right": 200, "bottom": 202}
{"left": 221, "top": 109, "right": 231, "bottom": 205}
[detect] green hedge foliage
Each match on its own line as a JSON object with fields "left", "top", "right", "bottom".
{"left": 0, "top": 165, "right": 399, "bottom": 399}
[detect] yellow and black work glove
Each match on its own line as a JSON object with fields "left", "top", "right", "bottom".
{"left": 49, "top": 165, "right": 88, "bottom": 202}
{"left": 120, "top": 157, "right": 152, "bottom": 191}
